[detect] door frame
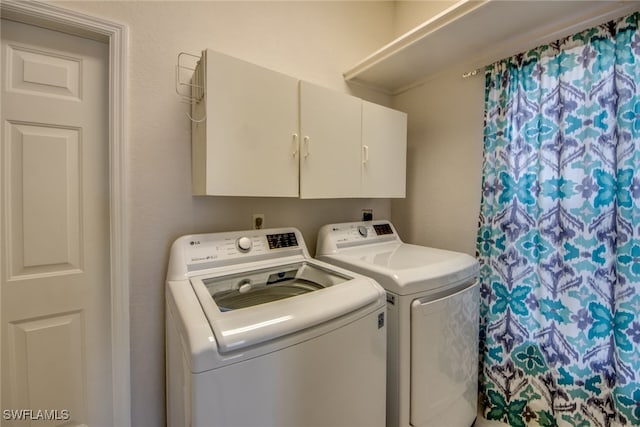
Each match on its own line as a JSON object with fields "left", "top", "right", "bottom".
{"left": 0, "top": 1, "right": 130, "bottom": 425}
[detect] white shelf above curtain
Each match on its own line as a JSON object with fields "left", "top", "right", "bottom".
{"left": 344, "top": 0, "right": 640, "bottom": 95}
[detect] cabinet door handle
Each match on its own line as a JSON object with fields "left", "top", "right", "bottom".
{"left": 303, "top": 136, "right": 311, "bottom": 158}
{"left": 362, "top": 145, "right": 369, "bottom": 164}
{"left": 292, "top": 133, "right": 299, "bottom": 157}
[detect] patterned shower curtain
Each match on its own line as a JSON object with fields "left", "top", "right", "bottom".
{"left": 477, "top": 12, "right": 640, "bottom": 427}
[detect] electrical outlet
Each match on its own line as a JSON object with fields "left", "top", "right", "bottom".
{"left": 253, "top": 214, "right": 264, "bottom": 230}
{"left": 362, "top": 209, "right": 373, "bottom": 221}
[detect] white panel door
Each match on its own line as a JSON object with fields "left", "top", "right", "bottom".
{"left": 1, "top": 19, "right": 112, "bottom": 426}
{"left": 299, "top": 81, "right": 362, "bottom": 199}
{"left": 196, "top": 49, "right": 299, "bottom": 197}
{"left": 361, "top": 101, "right": 407, "bottom": 198}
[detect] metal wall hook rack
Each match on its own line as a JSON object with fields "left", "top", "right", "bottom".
{"left": 176, "top": 51, "right": 206, "bottom": 122}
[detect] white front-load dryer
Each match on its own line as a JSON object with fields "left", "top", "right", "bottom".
{"left": 316, "top": 221, "right": 480, "bottom": 427}
{"left": 166, "top": 227, "right": 387, "bottom": 427}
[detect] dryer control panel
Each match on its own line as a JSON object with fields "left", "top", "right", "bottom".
{"left": 316, "top": 220, "right": 400, "bottom": 253}
{"left": 167, "top": 228, "right": 307, "bottom": 277}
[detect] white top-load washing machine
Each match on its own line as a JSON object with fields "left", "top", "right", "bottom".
{"left": 165, "top": 227, "right": 387, "bottom": 427}
{"left": 316, "top": 220, "right": 479, "bottom": 427}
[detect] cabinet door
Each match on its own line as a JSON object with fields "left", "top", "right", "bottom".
{"left": 361, "top": 101, "right": 407, "bottom": 198}
{"left": 195, "top": 49, "right": 299, "bottom": 196}
{"left": 299, "top": 81, "right": 362, "bottom": 199}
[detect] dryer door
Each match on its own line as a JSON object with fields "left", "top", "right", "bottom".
{"left": 410, "top": 281, "right": 479, "bottom": 427}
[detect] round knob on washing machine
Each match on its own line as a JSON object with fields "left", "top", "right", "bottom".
{"left": 238, "top": 281, "right": 252, "bottom": 293}
{"left": 236, "top": 236, "right": 252, "bottom": 253}
{"left": 358, "top": 225, "right": 368, "bottom": 237}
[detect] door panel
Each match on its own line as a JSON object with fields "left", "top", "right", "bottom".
{"left": 7, "top": 122, "right": 82, "bottom": 277}
{"left": 361, "top": 101, "right": 407, "bottom": 198}
{"left": 7, "top": 43, "right": 81, "bottom": 99}
{"left": 196, "top": 49, "right": 300, "bottom": 197}
{"left": 8, "top": 312, "right": 86, "bottom": 424}
{"left": 1, "top": 19, "right": 111, "bottom": 426}
{"left": 299, "top": 81, "right": 362, "bottom": 199}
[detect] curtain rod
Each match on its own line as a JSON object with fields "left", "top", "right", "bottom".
{"left": 462, "top": 68, "right": 481, "bottom": 79}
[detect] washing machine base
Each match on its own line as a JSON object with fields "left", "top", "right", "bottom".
{"left": 169, "top": 305, "right": 387, "bottom": 427}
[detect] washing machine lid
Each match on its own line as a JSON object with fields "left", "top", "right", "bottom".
{"left": 190, "top": 260, "right": 384, "bottom": 353}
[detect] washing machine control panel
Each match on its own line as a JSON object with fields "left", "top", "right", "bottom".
{"left": 182, "top": 229, "right": 304, "bottom": 271}
{"left": 266, "top": 232, "right": 298, "bottom": 249}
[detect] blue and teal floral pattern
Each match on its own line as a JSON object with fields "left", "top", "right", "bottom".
{"left": 478, "top": 12, "right": 640, "bottom": 426}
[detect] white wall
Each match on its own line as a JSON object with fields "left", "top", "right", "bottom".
{"left": 391, "top": 63, "right": 485, "bottom": 255}
{"left": 392, "top": 1, "right": 456, "bottom": 37}
{"left": 54, "top": 1, "right": 396, "bottom": 425}
{"left": 377, "top": 1, "right": 485, "bottom": 256}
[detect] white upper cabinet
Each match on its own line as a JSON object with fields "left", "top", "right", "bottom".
{"left": 192, "top": 49, "right": 299, "bottom": 197}
{"left": 299, "top": 81, "right": 362, "bottom": 199}
{"left": 361, "top": 101, "right": 407, "bottom": 198}
{"left": 190, "top": 49, "right": 407, "bottom": 198}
